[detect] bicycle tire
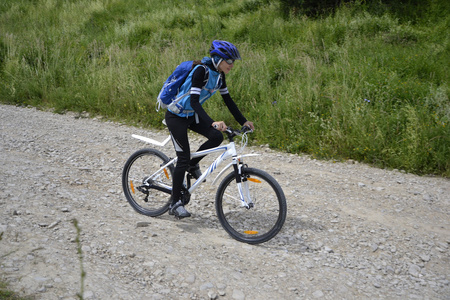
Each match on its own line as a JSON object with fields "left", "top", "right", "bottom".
{"left": 215, "top": 167, "right": 287, "bottom": 244}
{"left": 122, "top": 148, "right": 173, "bottom": 216}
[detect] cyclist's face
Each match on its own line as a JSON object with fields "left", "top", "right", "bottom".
{"left": 218, "top": 59, "right": 234, "bottom": 74}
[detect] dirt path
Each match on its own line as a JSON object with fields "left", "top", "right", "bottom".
{"left": 1, "top": 104, "right": 449, "bottom": 300}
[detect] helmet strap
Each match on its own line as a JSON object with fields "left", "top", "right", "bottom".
{"left": 211, "top": 56, "right": 223, "bottom": 71}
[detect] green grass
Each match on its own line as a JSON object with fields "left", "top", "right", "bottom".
{"left": 0, "top": 281, "right": 30, "bottom": 300}
{"left": 0, "top": 0, "right": 449, "bottom": 176}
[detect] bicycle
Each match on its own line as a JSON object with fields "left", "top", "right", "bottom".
{"left": 122, "top": 126, "right": 287, "bottom": 244}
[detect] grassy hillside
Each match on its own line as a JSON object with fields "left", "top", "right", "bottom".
{"left": 0, "top": 0, "right": 449, "bottom": 176}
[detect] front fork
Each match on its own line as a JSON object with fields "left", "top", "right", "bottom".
{"left": 233, "top": 160, "right": 254, "bottom": 209}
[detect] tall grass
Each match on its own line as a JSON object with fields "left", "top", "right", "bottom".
{"left": 0, "top": 0, "right": 449, "bottom": 176}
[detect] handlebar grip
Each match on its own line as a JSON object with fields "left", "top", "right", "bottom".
{"left": 241, "top": 125, "right": 253, "bottom": 133}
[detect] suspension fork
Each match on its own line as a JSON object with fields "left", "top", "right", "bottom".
{"left": 232, "top": 158, "right": 253, "bottom": 209}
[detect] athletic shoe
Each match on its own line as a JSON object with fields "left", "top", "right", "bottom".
{"left": 169, "top": 200, "right": 191, "bottom": 218}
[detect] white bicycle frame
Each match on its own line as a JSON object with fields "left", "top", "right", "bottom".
{"left": 132, "top": 133, "right": 259, "bottom": 208}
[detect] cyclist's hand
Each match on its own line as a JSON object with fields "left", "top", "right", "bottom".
{"left": 243, "top": 121, "right": 255, "bottom": 131}
{"left": 212, "top": 121, "right": 227, "bottom": 131}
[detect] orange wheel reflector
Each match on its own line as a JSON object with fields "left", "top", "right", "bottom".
{"left": 130, "top": 180, "right": 135, "bottom": 194}
{"left": 244, "top": 230, "right": 259, "bottom": 235}
{"left": 248, "top": 178, "right": 261, "bottom": 183}
{"left": 163, "top": 168, "right": 169, "bottom": 179}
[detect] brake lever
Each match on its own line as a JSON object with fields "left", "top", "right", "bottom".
{"left": 241, "top": 125, "right": 253, "bottom": 133}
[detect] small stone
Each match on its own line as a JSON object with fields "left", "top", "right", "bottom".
{"left": 423, "top": 194, "right": 432, "bottom": 201}
{"left": 143, "top": 261, "right": 155, "bottom": 267}
{"left": 324, "top": 246, "right": 334, "bottom": 253}
{"left": 84, "top": 290, "right": 94, "bottom": 299}
{"left": 313, "top": 290, "right": 324, "bottom": 298}
{"left": 420, "top": 254, "right": 430, "bottom": 262}
{"left": 208, "top": 290, "right": 218, "bottom": 300}
{"left": 34, "top": 276, "right": 48, "bottom": 282}
{"left": 311, "top": 241, "right": 323, "bottom": 251}
{"left": 185, "top": 274, "right": 196, "bottom": 283}
{"left": 136, "top": 222, "right": 150, "bottom": 228}
{"left": 408, "top": 264, "right": 421, "bottom": 277}
{"left": 217, "top": 283, "right": 227, "bottom": 290}
{"left": 437, "top": 242, "right": 448, "bottom": 249}
{"left": 232, "top": 289, "right": 245, "bottom": 300}
{"left": 386, "top": 266, "right": 395, "bottom": 274}
{"left": 48, "top": 221, "right": 60, "bottom": 229}
{"left": 200, "top": 282, "right": 214, "bottom": 290}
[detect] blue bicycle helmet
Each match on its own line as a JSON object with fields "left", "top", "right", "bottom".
{"left": 209, "top": 40, "right": 241, "bottom": 60}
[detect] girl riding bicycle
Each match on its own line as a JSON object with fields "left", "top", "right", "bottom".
{"left": 165, "top": 40, "right": 254, "bottom": 218}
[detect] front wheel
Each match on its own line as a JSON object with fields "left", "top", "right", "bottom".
{"left": 122, "top": 148, "right": 173, "bottom": 216}
{"left": 215, "top": 167, "right": 287, "bottom": 244}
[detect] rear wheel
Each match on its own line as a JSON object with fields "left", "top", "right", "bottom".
{"left": 215, "top": 167, "right": 286, "bottom": 244}
{"left": 122, "top": 148, "right": 173, "bottom": 216}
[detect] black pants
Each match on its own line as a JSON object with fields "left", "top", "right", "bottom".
{"left": 165, "top": 111, "right": 223, "bottom": 204}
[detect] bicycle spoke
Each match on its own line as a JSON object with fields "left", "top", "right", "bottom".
{"left": 122, "top": 149, "right": 172, "bottom": 216}
{"left": 216, "top": 168, "right": 286, "bottom": 244}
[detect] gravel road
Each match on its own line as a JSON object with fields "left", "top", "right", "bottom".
{"left": 0, "top": 104, "right": 449, "bottom": 300}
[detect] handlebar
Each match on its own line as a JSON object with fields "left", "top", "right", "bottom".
{"left": 213, "top": 124, "right": 253, "bottom": 141}
{"left": 226, "top": 125, "right": 253, "bottom": 134}
{"left": 224, "top": 126, "right": 253, "bottom": 141}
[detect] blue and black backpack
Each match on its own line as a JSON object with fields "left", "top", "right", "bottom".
{"left": 157, "top": 61, "right": 209, "bottom": 112}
